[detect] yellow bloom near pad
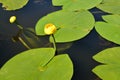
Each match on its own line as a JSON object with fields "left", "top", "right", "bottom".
{"left": 44, "top": 23, "right": 57, "bottom": 35}
{"left": 9, "top": 16, "right": 16, "bottom": 23}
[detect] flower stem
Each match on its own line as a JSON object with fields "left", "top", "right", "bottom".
{"left": 16, "top": 24, "right": 23, "bottom": 30}
{"left": 18, "top": 37, "right": 31, "bottom": 49}
{"left": 13, "top": 22, "right": 31, "bottom": 49}
{"left": 51, "top": 34, "right": 57, "bottom": 51}
{"left": 15, "top": 21, "right": 23, "bottom": 30}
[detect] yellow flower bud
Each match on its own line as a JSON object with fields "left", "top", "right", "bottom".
{"left": 44, "top": 23, "right": 57, "bottom": 35}
{"left": 9, "top": 16, "right": 16, "bottom": 23}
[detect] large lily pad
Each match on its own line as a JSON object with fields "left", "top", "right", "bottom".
{"left": 97, "top": 0, "right": 120, "bottom": 14}
{"left": 0, "top": 48, "right": 73, "bottom": 80}
{"left": 95, "top": 15, "right": 120, "bottom": 44}
{"left": 92, "top": 47, "right": 120, "bottom": 80}
{"left": 0, "top": 0, "right": 29, "bottom": 10}
{"left": 52, "top": 0, "right": 102, "bottom": 11}
{"left": 35, "top": 10, "right": 95, "bottom": 42}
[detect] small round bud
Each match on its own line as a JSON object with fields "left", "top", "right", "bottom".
{"left": 9, "top": 16, "right": 16, "bottom": 23}
{"left": 44, "top": 23, "right": 57, "bottom": 35}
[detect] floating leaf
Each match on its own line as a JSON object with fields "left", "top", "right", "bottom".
{"left": 0, "top": 48, "right": 73, "bottom": 80}
{"left": 35, "top": 10, "right": 95, "bottom": 42}
{"left": 0, "top": 0, "right": 29, "bottom": 10}
{"left": 102, "top": 15, "right": 120, "bottom": 25}
{"left": 97, "top": 0, "right": 120, "bottom": 14}
{"left": 52, "top": 0, "right": 102, "bottom": 11}
{"left": 92, "top": 47, "right": 120, "bottom": 80}
{"left": 95, "top": 15, "right": 120, "bottom": 44}
{"left": 39, "top": 54, "right": 73, "bottom": 80}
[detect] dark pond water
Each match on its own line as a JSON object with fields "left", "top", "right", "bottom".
{"left": 0, "top": 0, "right": 118, "bottom": 80}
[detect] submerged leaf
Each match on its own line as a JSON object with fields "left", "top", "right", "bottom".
{"left": 95, "top": 15, "right": 120, "bottom": 44}
{"left": 0, "top": 48, "right": 73, "bottom": 80}
{"left": 35, "top": 10, "right": 95, "bottom": 42}
{"left": 52, "top": 0, "right": 102, "bottom": 11}
{"left": 0, "top": 0, "right": 29, "bottom": 10}
{"left": 56, "top": 42, "right": 73, "bottom": 53}
{"left": 93, "top": 47, "right": 120, "bottom": 80}
{"left": 21, "top": 28, "right": 44, "bottom": 48}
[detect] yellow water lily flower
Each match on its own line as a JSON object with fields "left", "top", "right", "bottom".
{"left": 9, "top": 16, "right": 16, "bottom": 23}
{"left": 44, "top": 23, "right": 57, "bottom": 35}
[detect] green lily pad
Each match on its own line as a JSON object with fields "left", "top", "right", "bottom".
{"left": 0, "top": 48, "right": 73, "bottom": 80}
{"left": 95, "top": 15, "right": 120, "bottom": 44}
{"left": 102, "top": 15, "right": 120, "bottom": 25}
{"left": 97, "top": 0, "right": 120, "bottom": 14}
{"left": 41, "top": 54, "right": 73, "bottom": 80}
{"left": 35, "top": 10, "right": 95, "bottom": 42}
{"left": 92, "top": 47, "right": 120, "bottom": 80}
{"left": 52, "top": 0, "right": 102, "bottom": 11}
{"left": 0, "top": 0, "right": 29, "bottom": 10}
